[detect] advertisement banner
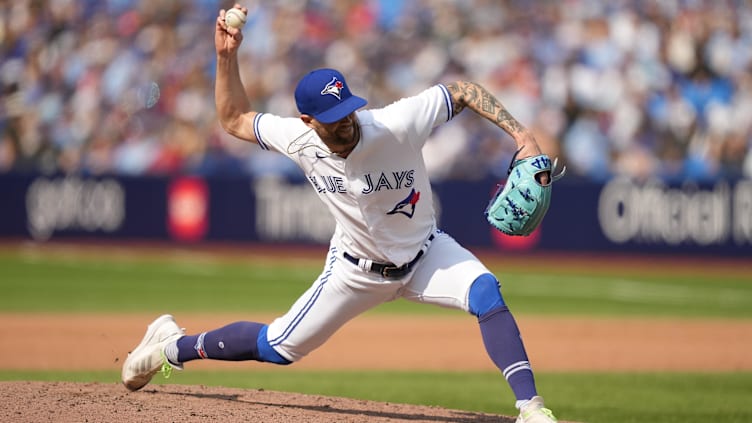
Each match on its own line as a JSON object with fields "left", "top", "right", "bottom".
{"left": 0, "top": 173, "right": 750, "bottom": 257}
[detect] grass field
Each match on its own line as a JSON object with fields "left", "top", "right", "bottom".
{"left": 1, "top": 244, "right": 752, "bottom": 423}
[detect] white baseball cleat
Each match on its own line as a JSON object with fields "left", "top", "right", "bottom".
{"left": 122, "top": 314, "right": 185, "bottom": 391}
{"left": 516, "top": 396, "right": 558, "bottom": 423}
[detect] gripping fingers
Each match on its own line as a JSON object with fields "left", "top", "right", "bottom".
{"left": 217, "top": 10, "right": 243, "bottom": 42}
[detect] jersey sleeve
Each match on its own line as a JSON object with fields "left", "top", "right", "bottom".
{"left": 251, "top": 113, "right": 312, "bottom": 161}
{"left": 372, "top": 84, "right": 454, "bottom": 150}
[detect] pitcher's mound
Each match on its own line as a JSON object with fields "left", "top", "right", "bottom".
{"left": 3, "top": 381, "right": 523, "bottom": 422}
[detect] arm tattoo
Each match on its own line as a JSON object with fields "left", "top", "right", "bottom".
{"left": 476, "top": 85, "right": 523, "bottom": 134}
{"left": 447, "top": 81, "right": 524, "bottom": 134}
{"left": 497, "top": 108, "right": 524, "bottom": 134}
{"left": 481, "top": 91, "right": 496, "bottom": 114}
{"left": 446, "top": 80, "right": 538, "bottom": 153}
{"left": 445, "top": 82, "right": 466, "bottom": 116}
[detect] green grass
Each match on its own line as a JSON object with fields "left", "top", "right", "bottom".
{"left": 2, "top": 248, "right": 751, "bottom": 317}
{"left": 1, "top": 246, "right": 751, "bottom": 423}
{"left": 2, "top": 370, "right": 751, "bottom": 423}
{"left": 0, "top": 249, "right": 316, "bottom": 312}
{"left": 498, "top": 271, "right": 752, "bottom": 317}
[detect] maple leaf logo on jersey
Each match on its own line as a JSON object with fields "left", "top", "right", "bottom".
{"left": 387, "top": 188, "right": 421, "bottom": 218}
{"left": 321, "top": 77, "right": 344, "bottom": 100}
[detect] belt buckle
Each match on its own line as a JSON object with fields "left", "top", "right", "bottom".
{"left": 381, "top": 264, "right": 406, "bottom": 278}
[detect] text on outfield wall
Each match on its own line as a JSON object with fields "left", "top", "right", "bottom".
{"left": 25, "top": 177, "right": 125, "bottom": 241}
{"left": 598, "top": 178, "right": 752, "bottom": 245}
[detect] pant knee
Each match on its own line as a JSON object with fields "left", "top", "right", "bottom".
{"left": 468, "top": 273, "right": 506, "bottom": 317}
{"left": 256, "top": 325, "right": 292, "bottom": 365}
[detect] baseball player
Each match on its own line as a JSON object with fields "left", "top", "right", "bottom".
{"left": 122, "top": 5, "right": 558, "bottom": 423}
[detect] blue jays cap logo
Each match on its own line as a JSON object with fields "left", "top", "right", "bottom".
{"left": 294, "top": 68, "right": 368, "bottom": 124}
{"left": 321, "top": 77, "right": 344, "bottom": 100}
{"left": 387, "top": 188, "right": 421, "bottom": 218}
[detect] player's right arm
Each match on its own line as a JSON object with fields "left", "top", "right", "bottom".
{"left": 214, "top": 5, "right": 258, "bottom": 143}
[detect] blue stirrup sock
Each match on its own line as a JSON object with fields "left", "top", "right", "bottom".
{"left": 172, "top": 322, "right": 290, "bottom": 365}
{"left": 469, "top": 274, "right": 538, "bottom": 402}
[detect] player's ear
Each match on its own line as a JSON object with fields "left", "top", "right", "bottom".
{"left": 300, "top": 115, "right": 314, "bottom": 127}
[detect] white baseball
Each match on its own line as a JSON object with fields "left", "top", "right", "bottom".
{"left": 225, "top": 9, "right": 247, "bottom": 29}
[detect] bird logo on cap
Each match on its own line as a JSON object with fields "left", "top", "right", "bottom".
{"left": 321, "top": 77, "right": 344, "bottom": 100}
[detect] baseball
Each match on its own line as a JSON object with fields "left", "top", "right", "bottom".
{"left": 225, "top": 8, "right": 247, "bottom": 29}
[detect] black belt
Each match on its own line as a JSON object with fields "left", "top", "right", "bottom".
{"left": 343, "top": 234, "right": 434, "bottom": 278}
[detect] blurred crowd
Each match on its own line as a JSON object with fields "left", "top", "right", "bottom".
{"left": 1, "top": 0, "right": 751, "bottom": 182}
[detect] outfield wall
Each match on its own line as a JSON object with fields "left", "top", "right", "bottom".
{"left": 1, "top": 173, "right": 750, "bottom": 257}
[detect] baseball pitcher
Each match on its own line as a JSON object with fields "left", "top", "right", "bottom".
{"left": 123, "top": 5, "right": 562, "bottom": 423}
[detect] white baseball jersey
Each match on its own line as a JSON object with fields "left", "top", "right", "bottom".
{"left": 253, "top": 84, "right": 491, "bottom": 362}
{"left": 253, "top": 84, "right": 453, "bottom": 266}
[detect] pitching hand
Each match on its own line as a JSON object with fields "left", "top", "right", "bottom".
{"left": 215, "top": 5, "right": 248, "bottom": 56}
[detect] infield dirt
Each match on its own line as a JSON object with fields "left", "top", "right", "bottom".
{"left": 3, "top": 381, "right": 540, "bottom": 422}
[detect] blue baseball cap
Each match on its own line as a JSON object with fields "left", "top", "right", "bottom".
{"left": 294, "top": 68, "right": 367, "bottom": 124}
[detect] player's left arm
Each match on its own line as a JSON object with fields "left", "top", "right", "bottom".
{"left": 445, "top": 81, "right": 542, "bottom": 161}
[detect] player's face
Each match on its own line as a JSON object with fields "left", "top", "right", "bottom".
{"left": 313, "top": 113, "right": 359, "bottom": 151}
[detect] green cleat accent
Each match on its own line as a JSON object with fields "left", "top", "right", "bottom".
{"left": 516, "top": 396, "right": 558, "bottom": 423}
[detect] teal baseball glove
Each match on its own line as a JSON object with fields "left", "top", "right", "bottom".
{"left": 485, "top": 151, "right": 566, "bottom": 236}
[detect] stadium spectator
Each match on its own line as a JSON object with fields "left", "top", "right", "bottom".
{"left": 1, "top": 0, "right": 750, "bottom": 182}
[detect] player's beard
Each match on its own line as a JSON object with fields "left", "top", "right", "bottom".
{"left": 320, "top": 115, "right": 360, "bottom": 155}
{"left": 330, "top": 125, "right": 354, "bottom": 147}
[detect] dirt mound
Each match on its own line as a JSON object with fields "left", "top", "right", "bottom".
{"left": 3, "top": 381, "right": 520, "bottom": 422}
